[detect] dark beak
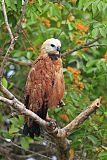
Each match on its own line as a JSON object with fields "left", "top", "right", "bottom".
{"left": 57, "top": 47, "right": 60, "bottom": 52}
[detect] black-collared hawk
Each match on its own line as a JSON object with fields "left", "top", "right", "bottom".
{"left": 23, "top": 38, "right": 65, "bottom": 138}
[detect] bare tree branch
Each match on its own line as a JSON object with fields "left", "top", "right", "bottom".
{"left": 0, "top": 82, "right": 48, "bottom": 128}
{"left": 0, "top": 83, "right": 101, "bottom": 138}
{"left": 0, "top": 0, "right": 28, "bottom": 80}
{"left": 0, "top": 95, "right": 48, "bottom": 127}
{"left": 2, "top": 0, "right": 13, "bottom": 40}
{"left": 0, "top": 36, "right": 18, "bottom": 79}
{"left": 0, "top": 0, "right": 17, "bottom": 80}
{"left": 58, "top": 98, "right": 101, "bottom": 137}
{"left": 88, "top": 44, "right": 107, "bottom": 47}
{"left": 62, "top": 36, "right": 102, "bottom": 57}
{"left": 0, "top": 83, "right": 101, "bottom": 159}
{"left": 0, "top": 136, "right": 53, "bottom": 160}
{"left": 0, "top": 56, "right": 32, "bottom": 67}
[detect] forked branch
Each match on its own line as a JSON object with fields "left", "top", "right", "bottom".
{"left": 0, "top": 83, "right": 101, "bottom": 138}
{"left": 0, "top": 0, "right": 28, "bottom": 79}
{"left": 62, "top": 36, "right": 103, "bottom": 57}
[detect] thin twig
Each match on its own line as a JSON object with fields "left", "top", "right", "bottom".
{"left": 62, "top": 36, "right": 102, "bottom": 57}
{"left": 2, "top": 0, "right": 13, "bottom": 39}
{"left": 88, "top": 44, "right": 107, "bottom": 47}
{"left": 0, "top": 136, "right": 53, "bottom": 160}
{"left": 17, "top": 0, "right": 28, "bottom": 33}
{"left": 0, "top": 56, "right": 32, "bottom": 67}
{"left": 0, "top": 0, "right": 28, "bottom": 79}
{"left": 22, "top": 30, "right": 39, "bottom": 55}
{"left": 0, "top": 36, "right": 18, "bottom": 79}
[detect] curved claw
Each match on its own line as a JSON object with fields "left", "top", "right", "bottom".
{"left": 57, "top": 100, "right": 65, "bottom": 108}
{"left": 48, "top": 119, "right": 56, "bottom": 130}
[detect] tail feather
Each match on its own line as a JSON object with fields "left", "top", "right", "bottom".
{"left": 23, "top": 122, "right": 40, "bottom": 138}
{"left": 23, "top": 97, "right": 48, "bottom": 138}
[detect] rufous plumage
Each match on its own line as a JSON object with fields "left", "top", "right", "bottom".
{"left": 23, "top": 38, "right": 65, "bottom": 137}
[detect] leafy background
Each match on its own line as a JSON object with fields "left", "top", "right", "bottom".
{"left": 0, "top": 0, "right": 107, "bottom": 159}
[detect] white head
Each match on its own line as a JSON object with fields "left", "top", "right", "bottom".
{"left": 41, "top": 38, "right": 61, "bottom": 54}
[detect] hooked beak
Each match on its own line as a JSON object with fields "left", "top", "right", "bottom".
{"left": 56, "top": 47, "right": 60, "bottom": 52}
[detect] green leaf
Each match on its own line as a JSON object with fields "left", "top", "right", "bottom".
{"left": 2, "top": 77, "right": 8, "bottom": 88}
{"left": 11, "top": 0, "right": 16, "bottom": 11}
{"left": 38, "top": 0, "right": 43, "bottom": 6}
{"left": 98, "top": 151, "right": 107, "bottom": 157}
{"left": 78, "top": 0, "right": 85, "bottom": 10}
{"left": 99, "top": 28, "right": 106, "bottom": 38}
{"left": 81, "top": 54, "right": 89, "bottom": 61}
{"left": 10, "top": 116, "right": 24, "bottom": 128}
{"left": 43, "top": 3, "right": 50, "bottom": 13}
{"left": 17, "top": 0, "right": 22, "bottom": 11}
{"left": 87, "top": 135, "right": 98, "bottom": 145}
{"left": 20, "top": 137, "right": 30, "bottom": 150}
{"left": 92, "top": 3, "right": 97, "bottom": 16}
{"left": 86, "top": 60, "right": 98, "bottom": 68}
{"left": 9, "top": 125, "right": 19, "bottom": 134}
{"left": 5, "top": 0, "right": 11, "bottom": 7}
{"left": 83, "top": 1, "right": 92, "bottom": 11}
{"left": 102, "top": 146, "right": 107, "bottom": 151}
{"left": 49, "top": 3, "right": 61, "bottom": 18}
{"left": 20, "top": 137, "right": 33, "bottom": 150}
{"left": 47, "top": 27, "right": 61, "bottom": 33}
{"left": 97, "top": 1, "right": 103, "bottom": 12}
{"left": 54, "top": 108, "right": 62, "bottom": 113}
{"left": 26, "top": 52, "right": 33, "bottom": 59}
{"left": 92, "top": 28, "right": 99, "bottom": 38}
{"left": 67, "top": 22, "right": 73, "bottom": 31}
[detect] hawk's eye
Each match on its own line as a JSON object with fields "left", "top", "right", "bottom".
{"left": 51, "top": 44, "right": 55, "bottom": 47}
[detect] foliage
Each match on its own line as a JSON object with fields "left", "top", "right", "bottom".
{"left": 0, "top": 0, "right": 107, "bottom": 159}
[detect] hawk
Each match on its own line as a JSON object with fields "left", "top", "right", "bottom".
{"left": 23, "top": 38, "right": 65, "bottom": 138}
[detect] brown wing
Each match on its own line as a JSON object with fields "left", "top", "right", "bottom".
{"left": 23, "top": 54, "right": 65, "bottom": 137}
{"left": 48, "top": 59, "right": 65, "bottom": 107}
{"left": 24, "top": 54, "right": 55, "bottom": 124}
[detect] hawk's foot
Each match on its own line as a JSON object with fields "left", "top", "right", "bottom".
{"left": 46, "top": 118, "right": 56, "bottom": 130}
{"left": 57, "top": 100, "right": 65, "bottom": 108}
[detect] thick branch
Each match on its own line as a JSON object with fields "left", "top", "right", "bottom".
{"left": 0, "top": 83, "right": 101, "bottom": 159}
{"left": 0, "top": 82, "right": 14, "bottom": 99}
{"left": 0, "top": 83, "right": 47, "bottom": 127}
{"left": 0, "top": 83, "right": 101, "bottom": 138}
{"left": 0, "top": 95, "right": 48, "bottom": 128}
{"left": 58, "top": 98, "right": 101, "bottom": 137}
{"left": 62, "top": 36, "right": 102, "bottom": 57}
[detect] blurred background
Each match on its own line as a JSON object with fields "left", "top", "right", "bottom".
{"left": 0, "top": 0, "right": 107, "bottom": 159}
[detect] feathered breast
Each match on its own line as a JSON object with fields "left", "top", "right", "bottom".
{"left": 25, "top": 53, "right": 64, "bottom": 114}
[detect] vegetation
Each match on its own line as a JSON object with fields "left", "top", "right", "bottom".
{"left": 0, "top": 0, "right": 107, "bottom": 159}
